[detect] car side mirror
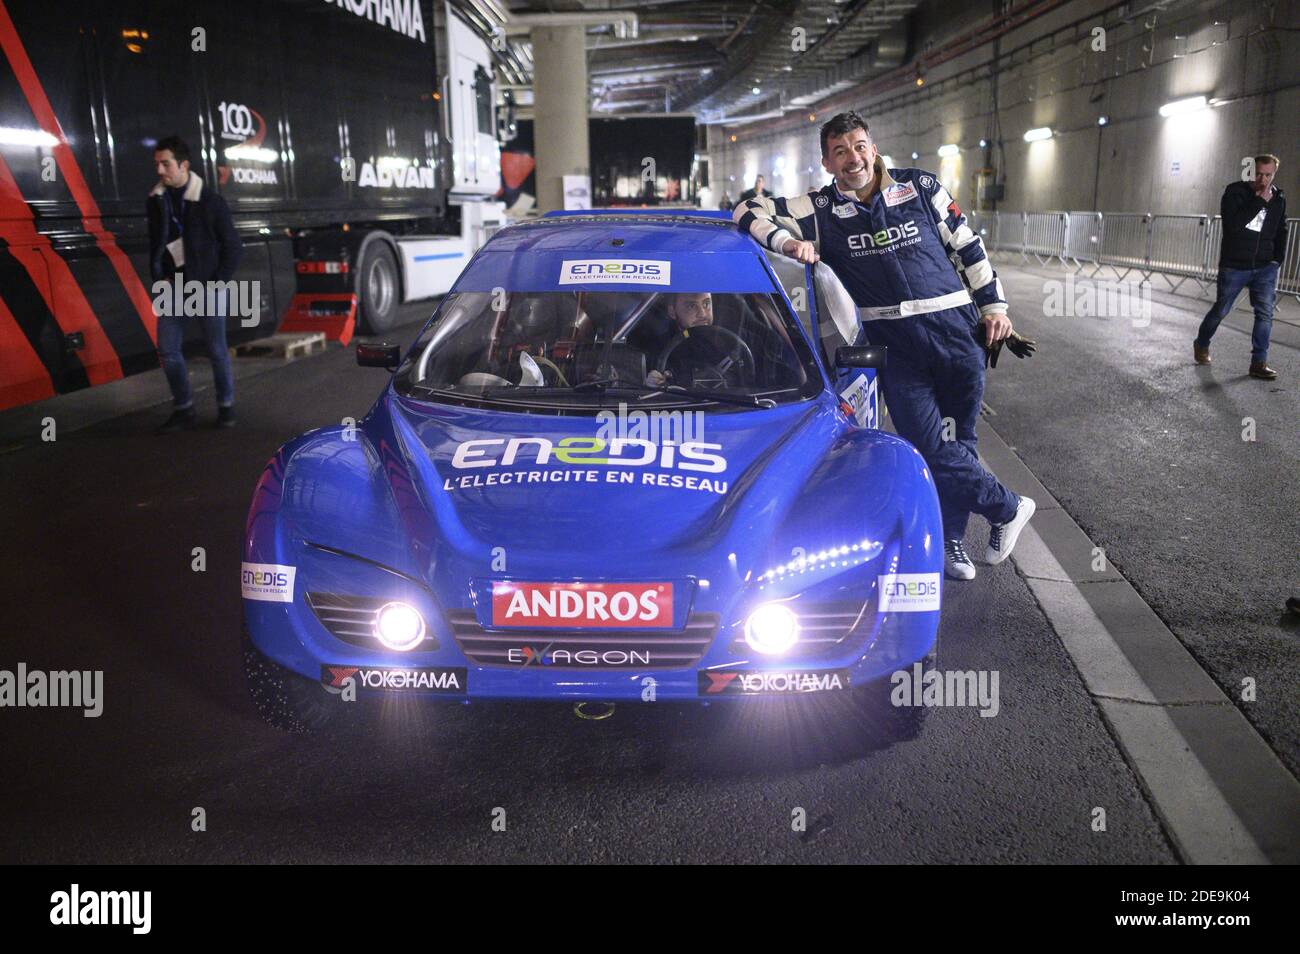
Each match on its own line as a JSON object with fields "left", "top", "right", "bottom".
{"left": 835, "top": 345, "right": 887, "bottom": 369}
{"left": 357, "top": 342, "right": 401, "bottom": 369}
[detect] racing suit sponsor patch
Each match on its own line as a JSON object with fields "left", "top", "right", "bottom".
{"left": 321, "top": 666, "right": 466, "bottom": 692}
{"left": 883, "top": 182, "right": 918, "bottom": 206}
{"left": 241, "top": 562, "right": 296, "bottom": 602}
{"left": 559, "top": 260, "right": 671, "bottom": 285}
{"left": 878, "top": 573, "right": 941, "bottom": 612}
{"left": 699, "top": 669, "right": 850, "bottom": 695}
{"left": 832, "top": 203, "right": 858, "bottom": 218}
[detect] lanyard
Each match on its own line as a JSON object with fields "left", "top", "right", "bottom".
{"left": 164, "top": 186, "right": 186, "bottom": 238}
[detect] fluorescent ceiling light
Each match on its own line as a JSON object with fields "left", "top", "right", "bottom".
{"left": 1023, "top": 126, "right": 1053, "bottom": 142}
{"left": 1159, "top": 95, "right": 1207, "bottom": 117}
{"left": 224, "top": 144, "right": 278, "bottom": 163}
{"left": 937, "top": 143, "right": 960, "bottom": 157}
{"left": 0, "top": 126, "right": 59, "bottom": 147}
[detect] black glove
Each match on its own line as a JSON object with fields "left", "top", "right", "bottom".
{"left": 985, "top": 330, "right": 1036, "bottom": 368}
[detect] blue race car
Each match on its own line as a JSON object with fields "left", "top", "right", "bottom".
{"left": 242, "top": 209, "right": 942, "bottom": 734}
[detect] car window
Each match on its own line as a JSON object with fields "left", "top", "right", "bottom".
{"left": 394, "top": 290, "right": 824, "bottom": 411}
{"left": 811, "top": 262, "right": 865, "bottom": 358}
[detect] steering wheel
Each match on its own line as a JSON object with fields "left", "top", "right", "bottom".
{"left": 656, "top": 325, "right": 756, "bottom": 389}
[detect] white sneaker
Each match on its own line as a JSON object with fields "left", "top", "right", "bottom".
{"left": 985, "top": 496, "right": 1036, "bottom": 565}
{"left": 944, "top": 539, "right": 976, "bottom": 580}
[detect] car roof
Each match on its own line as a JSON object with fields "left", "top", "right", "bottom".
{"left": 453, "top": 212, "right": 778, "bottom": 293}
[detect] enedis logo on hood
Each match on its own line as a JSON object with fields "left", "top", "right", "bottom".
{"left": 559, "top": 260, "right": 671, "bottom": 285}
{"left": 442, "top": 436, "right": 730, "bottom": 495}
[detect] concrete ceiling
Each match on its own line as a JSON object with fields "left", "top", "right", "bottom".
{"left": 454, "top": 0, "right": 920, "bottom": 121}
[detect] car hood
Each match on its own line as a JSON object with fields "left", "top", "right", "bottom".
{"left": 270, "top": 390, "right": 921, "bottom": 602}
{"left": 381, "top": 395, "right": 852, "bottom": 564}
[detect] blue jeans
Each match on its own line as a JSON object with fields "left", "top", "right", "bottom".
{"left": 1196, "top": 263, "right": 1278, "bottom": 363}
{"left": 869, "top": 305, "right": 1020, "bottom": 540}
{"left": 157, "top": 290, "right": 234, "bottom": 409}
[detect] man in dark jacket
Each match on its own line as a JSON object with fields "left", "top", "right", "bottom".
{"left": 1194, "top": 154, "right": 1287, "bottom": 380}
{"left": 148, "top": 135, "right": 244, "bottom": 431}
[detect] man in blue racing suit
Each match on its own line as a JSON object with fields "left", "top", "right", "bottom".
{"left": 733, "top": 111, "right": 1035, "bottom": 580}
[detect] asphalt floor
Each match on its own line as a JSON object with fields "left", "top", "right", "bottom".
{"left": 0, "top": 270, "right": 1293, "bottom": 863}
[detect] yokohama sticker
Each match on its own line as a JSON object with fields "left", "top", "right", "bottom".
{"left": 878, "top": 573, "right": 941, "bottom": 612}
{"left": 699, "top": 669, "right": 850, "bottom": 695}
{"left": 241, "top": 562, "right": 296, "bottom": 602}
{"left": 321, "top": 666, "right": 466, "bottom": 693}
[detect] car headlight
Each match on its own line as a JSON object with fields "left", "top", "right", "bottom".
{"left": 374, "top": 601, "right": 426, "bottom": 651}
{"left": 744, "top": 603, "right": 799, "bottom": 655}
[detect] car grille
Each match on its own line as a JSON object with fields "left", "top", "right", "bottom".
{"left": 450, "top": 610, "right": 719, "bottom": 669}
{"left": 306, "top": 592, "right": 438, "bottom": 650}
{"left": 729, "top": 601, "right": 873, "bottom": 659}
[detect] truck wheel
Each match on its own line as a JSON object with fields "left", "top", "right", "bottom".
{"left": 357, "top": 242, "right": 399, "bottom": 334}
{"left": 242, "top": 629, "right": 350, "bottom": 733}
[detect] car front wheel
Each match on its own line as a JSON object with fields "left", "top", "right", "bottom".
{"left": 242, "top": 629, "right": 352, "bottom": 733}
{"left": 848, "top": 645, "right": 938, "bottom": 745}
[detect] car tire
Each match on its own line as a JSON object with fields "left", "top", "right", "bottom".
{"left": 849, "top": 645, "right": 938, "bottom": 744}
{"left": 356, "top": 241, "right": 400, "bottom": 334}
{"left": 242, "top": 628, "right": 350, "bottom": 733}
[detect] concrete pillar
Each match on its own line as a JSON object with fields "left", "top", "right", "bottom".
{"left": 531, "top": 25, "right": 589, "bottom": 212}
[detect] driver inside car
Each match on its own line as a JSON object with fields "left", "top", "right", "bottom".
{"left": 644, "top": 292, "right": 737, "bottom": 387}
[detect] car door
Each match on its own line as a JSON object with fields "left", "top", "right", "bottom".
{"left": 807, "top": 262, "right": 878, "bottom": 429}
{"left": 762, "top": 249, "right": 878, "bottom": 428}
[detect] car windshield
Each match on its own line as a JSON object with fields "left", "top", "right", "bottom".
{"left": 394, "top": 290, "right": 823, "bottom": 411}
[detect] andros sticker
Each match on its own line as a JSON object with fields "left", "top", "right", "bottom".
{"left": 241, "top": 562, "right": 296, "bottom": 602}
{"left": 878, "top": 572, "right": 941, "bottom": 612}
{"left": 559, "top": 260, "right": 671, "bottom": 286}
{"left": 492, "top": 582, "right": 672, "bottom": 628}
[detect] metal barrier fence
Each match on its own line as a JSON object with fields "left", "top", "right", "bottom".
{"left": 1148, "top": 215, "right": 1212, "bottom": 293}
{"left": 1023, "top": 212, "right": 1068, "bottom": 265}
{"left": 1064, "top": 211, "right": 1103, "bottom": 267}
{"left": 971, "top": 209, "right": 1300, "bottom": 301}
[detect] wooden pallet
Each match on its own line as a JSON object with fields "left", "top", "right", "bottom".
{"left": 233, "top": 332, "right": 328, "bottom": 361}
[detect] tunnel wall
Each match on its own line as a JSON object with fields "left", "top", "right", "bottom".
{"left": 708, "top": 0, "right": 1298, "bottom": 216}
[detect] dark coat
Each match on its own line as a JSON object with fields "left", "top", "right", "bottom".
{"left": 146, "top": 173, "right": 243, "bottom": 283}
{"left": 1218, "top": 180, "right": 1288, "bottom": 269}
